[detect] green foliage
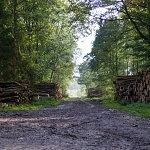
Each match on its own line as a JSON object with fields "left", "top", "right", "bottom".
{"left": 79, "top": 20, "right": 129, "bottom": 94}
{"left": 103, "top": 98, "right": 150, "bottom": 118}
{"left": 0, "top": 97, "right": 61, "bottom": 112}
{"left": 79, "top": 0, "right": 150, "bottom": 98}
{"left": 78, "top": 60, "right": 97, "bottom": 89}
{"left": 0, "top": 0, "right": 90, "bottom": 92}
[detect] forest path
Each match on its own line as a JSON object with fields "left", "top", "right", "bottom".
{"left": 0, "top": 99, "right": 150, "bottom": 150}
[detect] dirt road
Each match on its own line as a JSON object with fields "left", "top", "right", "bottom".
{"left": 0, "top": 99, "right": 150, "bottom": 150}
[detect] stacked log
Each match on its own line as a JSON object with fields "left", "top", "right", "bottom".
{"left": 34, "top": 82, "right": 62, "bottom": 99}
{"left": 18, "top": 80, "right": 31, "bottom": 89}
{"left": 0, "top": 81, "right": 33, "bottom": 103}
{"left": 87, "top": 88, "right": 103, "bottom": 98}
{"left": 114, "top": 70, "right": 150, "bottom": 103}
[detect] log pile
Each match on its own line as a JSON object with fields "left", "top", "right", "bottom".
{"left": 34, "top": 82, "right": 62, "bottom": 99}
{"left": 87, "top": 88, "right": 103, "bottom": 98}
{"left": 114, "top": 70, "right": 150, "bottom": 103}
{"left": 0, "top": 81, "right": 33, "bottom": 103}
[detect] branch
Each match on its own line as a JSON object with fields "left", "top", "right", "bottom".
{"left": 99, "top": 18, "right": 129, "bottom": 22}
{"left": 121, "top": 0, "right": 149, "bottom": 43}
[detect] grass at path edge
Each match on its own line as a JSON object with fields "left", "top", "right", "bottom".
{"left": 0, "top": 97, "right": 61, "bottom": 112}
{"left": 103, "top": 97, "right": 150, "bottom": 118}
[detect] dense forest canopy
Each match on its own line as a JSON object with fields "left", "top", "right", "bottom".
{"left": 1, "top": 0, "right": 150, "bottom": 95}
{"left": 78, "top": 0, "right": 150, "bottom": 96}
{"left": 0, "top": 0, "right": 91, "bottom": 92}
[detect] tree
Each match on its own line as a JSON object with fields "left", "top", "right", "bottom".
{"left": 78, "top": 60, "right": 96, "bottom": 89}
{"left": 0, "top": 0, "right": 91, "bottom": 92}
{"left": 78, "top": 0, "right": 150, "bottom": 96}
{"left": 87, "top": 0, "right": 150, "bottom": 62}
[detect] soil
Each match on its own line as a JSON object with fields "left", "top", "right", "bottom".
{"left": 0, "top": 99, "right": 150, "bottom": 150}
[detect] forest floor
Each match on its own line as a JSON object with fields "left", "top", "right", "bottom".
{"left": 0, "top": 98, "right": 150, "bottom": 150}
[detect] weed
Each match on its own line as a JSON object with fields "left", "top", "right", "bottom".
{"left": 0, "top": 97, "right": 61, "bottom": 112}
{"left": 103, "top": 97, "right": 150, "bottom": 118}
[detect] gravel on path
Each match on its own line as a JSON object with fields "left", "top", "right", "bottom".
{"left": 0, "top": 99, "right": 150, "bottom": 150}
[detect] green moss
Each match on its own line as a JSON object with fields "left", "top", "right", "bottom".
{"left": 103, "top": 98, "right": 150, "bottom": 118}
{"left": 0, "top": 97, "right": 61, "bottom": 112}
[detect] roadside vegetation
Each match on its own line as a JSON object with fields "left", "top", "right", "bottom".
{"left": 0, "top": 98, "right": 61, "bottom": 112}
{"left": 102, "top": 96, "right": 150, "bottom": 118}
{"left": 78, "top": 0, "right": 150, "bottom": 117}
{"left": 0, "top": 0, "right": 90, "bottom": 94}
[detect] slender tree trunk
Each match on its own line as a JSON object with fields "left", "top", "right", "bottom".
{"left": 115, "top": 51, "right": 118, "bottom": 76}
{"left": 50, "top": 70, "right": 54, "bottom": 82}
{"left": 12, "top": 0, "right": 20, "bottom": 79}
{"left": 147, "top": 0, "right": 150, "bottom": 41}
{"left": 136, "top": 60, "right": 139, "bottom": 74}
{"left": 50, "top": 56, "right": 59, "bottom": 82}
{"left": 13, "top": 0, "right": 20, "bottom": 56}
{"left": 126, "top": 57, "right": 129, "bottom": 76}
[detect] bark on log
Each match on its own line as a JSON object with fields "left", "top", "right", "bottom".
{"left": 114, "top": 70, "right": 150, "bottom": 103}
{"left": 0, "top": 81, "right": 33, "bottom": 103}
{"left": 34, "top": 82, "right": 62, "bottom": 99}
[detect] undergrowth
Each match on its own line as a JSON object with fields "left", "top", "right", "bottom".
{"left": 0, "top": 97, "right": 61, "bottom": 112}
{"left": 103, "top": 97, "right": 150, "bottom": 118}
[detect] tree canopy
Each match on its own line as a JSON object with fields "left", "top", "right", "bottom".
{"left": 1, "top": 0, "right": 150, "bottom": 95}
{"left": 78, "top": 0, "right": 150, "bottom": 95}
{"left": 0, "top": 0, "right": 90, "bottom": 92}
